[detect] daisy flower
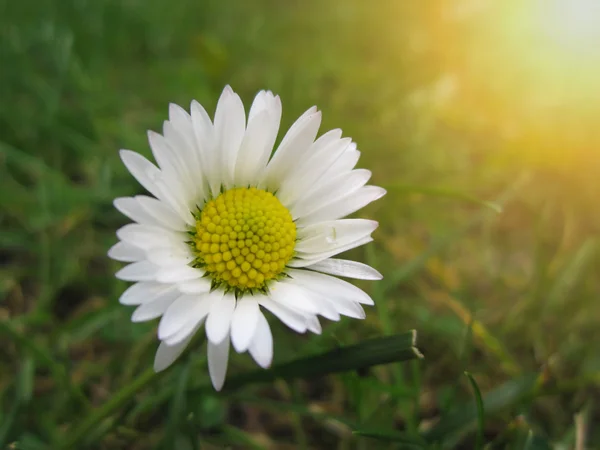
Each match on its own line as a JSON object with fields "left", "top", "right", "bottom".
{"left": 109, "top": 86, "right": 385, "bottom": 390}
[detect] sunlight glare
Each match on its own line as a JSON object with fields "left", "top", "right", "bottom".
{"left": 540, "top": 0, "right": 600, "bottom": 55}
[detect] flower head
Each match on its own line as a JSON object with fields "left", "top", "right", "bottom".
{"left": 109, "top": 86, "right": 385, "bottom": 390}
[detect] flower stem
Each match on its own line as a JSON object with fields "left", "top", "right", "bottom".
{"left": 58, "top": 367, "right": 158, "bottom": 449}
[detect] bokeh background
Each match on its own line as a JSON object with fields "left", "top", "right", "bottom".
{"left": 2, "top": 0, "right": 600, "bottom": 448}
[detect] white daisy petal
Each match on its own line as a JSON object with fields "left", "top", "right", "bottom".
{"left": 206, "top": 293, "right": 236, "bottom": 344}
{"left": 108, "top": 241, "right": 145, "bottom": 262}
{"left": 307, "top": 259, "right": 383, "bottom": 280}
{"left": 158, "top": 292, "right": 216, "bottom": 340}
{"left": 258, "top": 297, "right": 308, "bottom": 333}
{"left": 235, "top": 91, "right": 281, "bottom": 186}
{"left": 163, "top": 318, "right": 205, "bottom": 346}
{"left": 135, "top": 195, "right": 188, "bottom": 231}
{"left": 154, "top": 331, "right": 195, "bottom": 372}
{"left": 230, "top": 298, "right": 260, "bottom": 353}
{"left": 116, "top": 224, "right": 185, "bottom": 251}
{"left": 153, "top": 179, "right": 197, "bottom": 226}
{"left": 268, "top": 280, "right": 321, "bottom": 314}
{"left": 279, "top": 278, "right": 342, "bottom": 322}
{"left": 190, "top": 99, "right": 217, "bottom": 195}
{"left": 146, "top": 248, "right": 193, "bottom": 267}
{"left": 278, "top": 136, "right": 352, "bottom": 206}
{"left": 119, "top": 150, "right": 163, "bottom": 199}
{"left": 291, "top": 169, "right": 372, "bottom": 219}
{"left": 214, "top": 86, "right": 246, "bottom": 189}
{"left": 234, "top": 110, "right": 274, "bottom": 187}
{"left": 163, "top": 113, "right": 204, "bottom": 201}
{"left": 131, "top": 287, "right": 179, "bottom": 322}
{"left": 166, "top": 105, "right": 203, "bottom": 184}
{"left": 297, "top": 185, "right": 386, "bottom": 226}
{"left": 296, "top": 144, "right": 360, "bottom": 205}
{"left": 147, "top": 130, "right": 192, "bottom": 199}
{"left": 178, "top": 278, "right": 212, "bottom": 294}
{"left": 208, "top": 334, "right": 230, "bottom": 391}
{"left": 155, "top": 265, "right": 203, "bottom": 283}
{"left": 116, "top": 260, "right": 159, "bottom": 281}
{"left": 325, "top": 297, "right": 366, "bottom": 319}
{"left": 326, "top": 147, "right": 360, "bottom": 176}
{"left": 248, "top": 312, "right": 273, "bottom": 368}
{"left": 289, "top": 236, "right": 374, "bottom": 268}
{"left": 287, "top": 268, "right": 375, "bottom": 305}
{"left": 306, "top": 315, "right": 322, "bottom": 335}
{"left": 275, "top": 128, "right": 342, "bottom": 201}
{"left": 310, "top": 295, "right": 341, "bottom": 321}
{"left": 295, "top": 219, "right": 378, "bottom": 254}
{"left": 261, "top": 108, "right": 321, "bottom": 190}
{"left": 119, "top": 282, "right": 174, "bottom": 306}
{"left": 114, "top": 197, "right": 162, "bottom": 227}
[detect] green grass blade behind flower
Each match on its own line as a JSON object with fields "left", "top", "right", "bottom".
{"left": 380, "top": 175, "right": 529, "bottom": 292}
{"left": 58, "top": 367, "right": 158, "bottom": 450}
{"left": 0, "top": 387, "right": 20, "bottom": 448}
{"left": 366, "top": 179, "right": 518, "bottom": 433}
{"left": 383, "top": 183, "right": 503, "bottom": 213}
{"left": 352, "top": 429, "right": 427, "bottom": 448}
{"left": 220, "top": 425, "right": 269, "bottom": 450}
{"left": 0, "top": 321, "right": 90, "bottom": 411}
{"left": 0, "top": 141, "right": 71, "bottom": 185}
{"left": 0, "top": 356, "right": 36, "bottom": 447}
{"left": 161, "top": 362, "right": 192, "bottom": 450}
{"left": 545, "top": 237, "right": 598, "bottom": 314}
{"left": 219, "top": 331, "right": 422, "bottom": 391}
{"left": 464, "top": 372, "right": 485, "bottom": 450}
{"left": 421, "top": 286, "right": 520, "bottom": 376}
{"left": 423, "top": 373, "right": 543, "bottom": 443}
{"left": 233, "top": 394, "right": 357, "bottom": 429}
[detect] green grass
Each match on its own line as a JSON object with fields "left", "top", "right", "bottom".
{"left": 2, "top": 0, "right": 600, "bottom": 448}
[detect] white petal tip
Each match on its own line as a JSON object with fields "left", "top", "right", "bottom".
{"left": 153, "top": 361, "right": 169, "bottom": 373}
{"left": 212, "top": 380, "right": 225, "bottom": 391}
{"left": 371, "top": 270, "right": 384, "bottom": 280}
{"left": 255, "top": 358, "right": 272, "bottom": 369}
{"left": 130, "top": 314, "right": 145, "bottom": 323}
{"left": 118, "top": 149, "right": 136, "bottom": 164}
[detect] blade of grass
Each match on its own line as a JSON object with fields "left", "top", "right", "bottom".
{"left": 0, "top": 356, "right": 37, "bottom": 447}
{"left": 0, "top": 141, "right": 70, "bottom": 184}
{"left": 220, "top": 425, "right": 269, "bottom": 450}
{"left": 366, "top": 246, "right": 419, "bottom": 434}
{"left": 218, "top": 331, "right": 422, "bottom": 392}
{"left": 0, "top": 388, "right": 20, "bottom": 448}
{"left": 421, "top": 286, "right": 520, "bottom": 376}
{"left": 546, "top": 238, "right": 598, "bottom": 313}
{"left": 58, "top": 367, "right": 158, "bottom": 450}
{"left": 464, "top": 372, "right": 484, "bottom": 450}
{"left": 383, "top": 183, "right": 503, "bottom": 213}
{"left": 423, "top": 373, "right": 543, "bottom": 442}
{"left": 352, "top": 429, "right": 426, "bottom": 448}
{"left": 161, "top": 362, "right": 191, "bottom": 449}
{"left": 0, "top": 321, "right": 90, "bottom": 411}
{"left": 233, "top": 394, "right": 356, "bottom": 429}
{"left": 381, "top": 173, "right": 529, "bottom": 293}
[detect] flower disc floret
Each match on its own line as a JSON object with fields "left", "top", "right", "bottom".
{"left": 193, "top": 187, "right": 296, "bottom": 291}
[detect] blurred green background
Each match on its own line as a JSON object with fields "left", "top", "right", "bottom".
{"left": 2, "top": 0, "right": 600, "bottom": 448}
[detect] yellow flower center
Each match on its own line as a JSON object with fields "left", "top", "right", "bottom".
{"left": 192, "top": 187, "right": 296, "bottom": 292}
